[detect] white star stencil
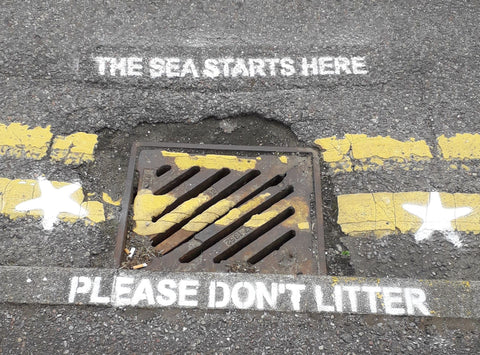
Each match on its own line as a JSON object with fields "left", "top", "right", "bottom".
{"left": 15, "top": 177, "right": 88, "bottom": 230}
{"left": 402, "top": 191, "right": 472, "bottom": 247}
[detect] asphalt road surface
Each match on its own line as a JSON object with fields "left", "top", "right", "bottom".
{"left": 1, "top": 1, "right": 479, "bottom": 353}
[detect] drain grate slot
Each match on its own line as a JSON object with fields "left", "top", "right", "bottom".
{"left": 155, "top": 165, "right": 172, "bottom": 177}
{"left": 213, "top": 207, "right": 295, "bottom": 263}
{"left": 152, "top": 168, "right": 230, "bottom": 222}
{"left": 179, "top": 185, "right": 294, "bottom": 263}
{"left": 150, "top": 169, "right": 261, "bottom": 245}
{"left": 248, "top": 230, "right": 296, "bottom": 264}
{"left": 154, "top": 169, "right": 285, "bottom": 255}
{"left": 234, "top": 173, "right": 286, "bottom": 207}
{"left": 115, "top": 143, "right": 326, "bottom": 275}
{"left": 153, "top": 166, "right": 199, "bottom": 195}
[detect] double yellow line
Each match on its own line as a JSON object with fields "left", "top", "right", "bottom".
{"left": 3, "top": 122, "right": 480, "bottom": 236}
{"left": 315, "top": 134, "right": 480, "bottom": 237}
{"left": 0, "top": 122, "right": 111, "bottom": 228}
{"left": 337, "top": 192, "right": 480, "bottom": 238}
{"left": 315, "top": 133, "right": 480, "bottom": 173}
{"left": 0, "top": 122, "right": 97, "bottom": 165}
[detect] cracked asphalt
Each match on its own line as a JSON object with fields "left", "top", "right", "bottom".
{"left": 1, "top": 0, "right": 480, "bottom": 353}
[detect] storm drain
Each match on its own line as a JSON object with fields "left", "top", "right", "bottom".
{"left": 115, "top": 143, "right": 326, "bottom": 275}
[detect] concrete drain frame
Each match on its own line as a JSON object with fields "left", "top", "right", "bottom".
{"left": 115, "top": 142, "right": 326, "bottom": 275}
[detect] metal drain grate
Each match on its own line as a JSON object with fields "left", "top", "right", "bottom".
{"left": 115, "top": 143, "right": 326, "bottom": 275}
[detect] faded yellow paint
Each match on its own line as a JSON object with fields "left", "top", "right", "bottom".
{"left": 338, "top": 191, "right": 480, "bottom": 237}
{"left": 52, "top": 181, "right": 85, "bottom": 203}
{"left": 244, "top": 210, "right": 281, "bottom": 228}
{"left": 243, "top": 197, "right": 310, "bottom": 230}
{"left": 341, "top": 277, "right": 362, "bottom": 282}
{"left": 134, "top": 194, "right": 210, "bottom": 235}
{"left": 153, "top": 193, "right": 311, "bottom": 233}
{"left": 102, "top": 192, "right": 121, "bottom": 206}
{"left": 80, "top": 201, "right": 105, "bottom": 224}
{"left": 297, "top": 222, "right": 310, "bottom": 230}
{"left": 348, "top": 134, "right": 432, "bottom": 160}
{"left": 183, "top": 199, "right": 235, "bottom": 232}
{"left": 215, "top": 193, "right": 271, "bottom": 226}
{"left": 454, "top": 194, "right": 480, "bottom": 233}
{"left": 133, "top": 190, "right": 176, "bottom": 222}
{"left": 50, "top": 132, "right": 98, "bottom": 165}
{"left": 0, "top": 123, "right": 53, "bottom": 159}
{"left": 392, "top": 192, "right": 429, "bottom": 235}
{"left": 162, "top": 151, "right": 257, "bottom": 171}
{"left": 314, "top": 136, "right": 352, "bottom": 172}
{"left": 338, "top": 191, "right": 428, "bottom": 237}
{"left": 132, "top": 182, "right": 311, "bottom": 233}
{"left": 338, "top": 193, "right": 398, "bottom": 237}
{"left": 419, "top": 279, "right": 434, "bottom": 287}
{"left": 1, "top": 179, "right": 37, "bottom": 219}
{"left": 315, "top": 136, "right": 351, "bottom": 163}
{"left": 278, "top": 156, "right": 288, "bottom": 164}
{"left": 0, "top": 178, "right": 10, "bottom": 214}
{"left": 331, "top": 276, "right": 339, "bottom": 287}
{"left": 284, "top": 197, "right": 310, "bottom": 230}
{"left": 437, "top": 133, "right": 480, "bottom": 160}
{"left": 315, "top": 134, "right": 432, "bottom": 173}
{"left": 0, "top": 122, "right": 100, "bottom": 164}
{"left": 0, "top": 177, "right": 104, "bottom": 224}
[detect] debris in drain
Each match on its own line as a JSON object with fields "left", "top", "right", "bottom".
{"left": 224, "top": 261, "right": 258, "bottom": 273}
{"left": 133, "top": 263, "right": 147, "bottom": 270}
{"left": 115, "top": 143, "right": 326, "bottom": 275}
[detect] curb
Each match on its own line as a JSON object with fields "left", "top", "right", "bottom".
{"left": 1, "top": 266, "right": 478, "bottom": 319}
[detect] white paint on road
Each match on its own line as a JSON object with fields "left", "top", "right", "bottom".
{"left": 93, "top": 56, "right": 368, "bottom": 78}
{"left": 403, "top": 192, "right": 472, "bottom": 247}
{"left": 314, "top": 285, "right": 429, "bottom": 315}
{"left": 15, "top": 177, "right": 88, "bottom": 230}
{"left": 67, "top": 275, "right": 430, "bottom": 316}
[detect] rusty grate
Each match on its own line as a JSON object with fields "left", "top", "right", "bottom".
{"left": 115, "top": 143, "right": 326, "bottom": 275}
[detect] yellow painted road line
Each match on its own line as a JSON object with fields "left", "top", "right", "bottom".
{"left": 134, "top": 193, "right": 211, "bottom": 235}
{"left": 0, "top": 123, "right": 53, "bottom": 159}
{"left": 133, "top": 190, "right": 311, "bottom": 237}
{"left": 315, "top": 134, "right": 433, "bottom": 173}
{"left": 50, "top": 132, "right": 98, "bottom": 165}
{"left": 162, "top": 151, "right": 259, "bottom": 171}
{"left": 0, "top": 177, "right": 105, "bottom": 227}
{"left": 337, "top": 191, "right": 480, "bottom": 237}
{"left": 0, "top": 122, "right": 98, "bottom": 165}
{"left": 315, "top": 133, "right": 480, "bottom": 173}
{"left": 437, "top": 133, "right": 480, "bottom": 160}
{"left": 102, "top": 192, "right": 122, "bottom": 206}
